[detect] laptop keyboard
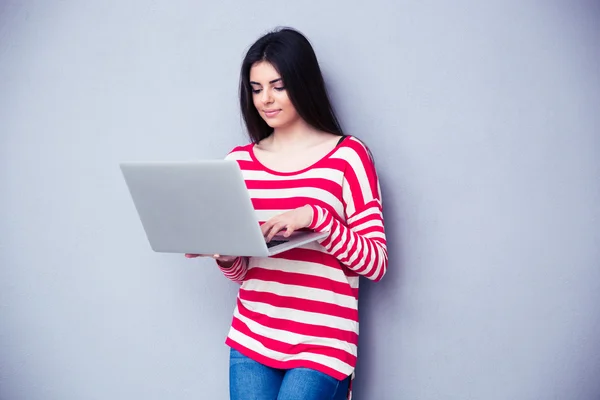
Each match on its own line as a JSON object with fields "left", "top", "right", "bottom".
{"left": 266, "top": 239, "right": 289, "bottom": 248}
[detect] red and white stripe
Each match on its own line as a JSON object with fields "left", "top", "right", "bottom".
{"left": 217, "top": 136, "right": 388, "bottom": 398}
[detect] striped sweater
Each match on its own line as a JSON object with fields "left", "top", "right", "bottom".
{"left": 218, "top": 136, "right": 388, "bottom": 397}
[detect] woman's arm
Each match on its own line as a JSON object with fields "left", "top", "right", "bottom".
{"left": 216, "top": 257, "right": 250, "bottom": 283}
{"left": 308, "top": 138, "right": 388, "bottom": 281}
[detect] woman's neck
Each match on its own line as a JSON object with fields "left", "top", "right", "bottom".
{"left": 267, "top": 121, "right": 323, "bottom": 152}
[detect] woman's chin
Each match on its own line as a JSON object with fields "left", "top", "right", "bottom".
{"left": 263, "top": 119, "right": 283, "bottom": 129}
{"left": 261, "top": 118, "right": 301, "bottom": 131}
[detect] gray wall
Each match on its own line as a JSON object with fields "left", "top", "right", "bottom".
{"left": 1, "top": 1, "right": 599, "bottom": 399}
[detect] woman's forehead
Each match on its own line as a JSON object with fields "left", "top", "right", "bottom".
{"left": 250, "top": 61, "right": 281, "bottom": 82}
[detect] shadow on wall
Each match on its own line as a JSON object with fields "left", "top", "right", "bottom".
{"left": 352, "top": 168, "right": 406, "bottom": 398}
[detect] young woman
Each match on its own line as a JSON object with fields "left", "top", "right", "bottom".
{"left": 187, "top": 27, "right": 388, "bottom": 400}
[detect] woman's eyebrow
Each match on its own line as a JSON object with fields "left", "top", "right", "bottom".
{"left": 250, "top": 78, "right": 282, "bottom": 85}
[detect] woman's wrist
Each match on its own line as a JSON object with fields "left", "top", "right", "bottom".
{"left": 216, "top": 259, "right": 235, "bottom": 268}
{"left": 304, "top": 204, "right": 317, "bottom": 229}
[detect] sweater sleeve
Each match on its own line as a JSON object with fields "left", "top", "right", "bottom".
{"left": 217, "top": 257, "right": 250, "bottom": 283}
{"left": 215, "top": 146, "right": 252, "bottom": 283}
{"left": 307, "top": 139, "right": 388, "bottom": 281}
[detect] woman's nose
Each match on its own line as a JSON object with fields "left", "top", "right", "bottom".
{"left": 261, "top": 89, "right": 273, "bottom": 104}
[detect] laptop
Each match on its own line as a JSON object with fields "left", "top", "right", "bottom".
{"left": 119, "top": 160, "right": 328, "bottom": 257}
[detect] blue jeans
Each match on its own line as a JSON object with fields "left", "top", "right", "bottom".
{"left": 229, "top": 348, "right": 350, "bottom": 400}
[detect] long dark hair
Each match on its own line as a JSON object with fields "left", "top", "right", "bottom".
{"left": 239, "top": 27, "right": 344, "bottom": 144}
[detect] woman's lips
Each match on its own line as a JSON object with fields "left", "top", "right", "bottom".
{"left": 263, "top": 109, "right": 281, "bottom": 118}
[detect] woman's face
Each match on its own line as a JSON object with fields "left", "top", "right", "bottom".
{"left": 249, "top": 61, "right": 300, "bottom": 130}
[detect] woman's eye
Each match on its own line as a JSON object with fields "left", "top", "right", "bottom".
{"left": 251, "top": 89, "right": 262, "bottom": 94}
{"left": 274, "top": 87, "right": 285, "bottom": 91}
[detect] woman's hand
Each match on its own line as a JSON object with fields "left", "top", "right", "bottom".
{"left": 261, "top": 205, "right": 313, "bottom": 242}
{"left": 185, "top": 253, "right": 237, "bottom": 265}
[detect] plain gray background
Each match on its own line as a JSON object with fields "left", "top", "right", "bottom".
{"left": 1, "top": 0, "right": 599, "bottom": 399}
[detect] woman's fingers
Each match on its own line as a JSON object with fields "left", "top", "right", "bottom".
{"left": 185, "top": 253, "right": 228, "bottom": 260}
{"left": 261, "top": 210, "right": 305, "bottom": 241}
{"left": 185, "top": 254, "right": 236, "bottom": 263}
{"left": 261, "top": 219, "right": 275, "bottom": 237}
{"left": 261, "top": 219, "right": 277, "bottom": 240}
{"left": 267, "top": 221, "right": 289, "bottom": 242}
{"left": 283, "top": 225, "right": 295, "bottom": 237}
